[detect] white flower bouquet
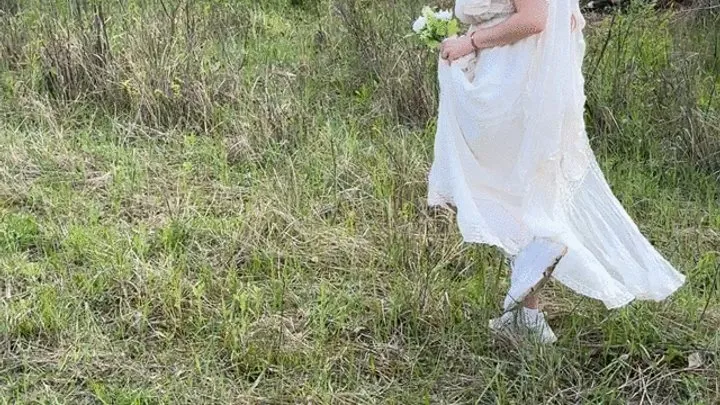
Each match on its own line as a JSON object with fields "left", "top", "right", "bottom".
{"left": 411, "top": 7, "right": 460, "bottom": 49}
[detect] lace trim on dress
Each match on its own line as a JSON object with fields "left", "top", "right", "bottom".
{"left": 464, "top": 0, "right": 515, "bottom": 20}
{"left": 456, "top": 0, "right": 515, "bottom": 24}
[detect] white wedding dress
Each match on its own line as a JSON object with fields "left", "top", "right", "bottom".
{"left": 427, "top": 0, "right": 685, "bottom": 309}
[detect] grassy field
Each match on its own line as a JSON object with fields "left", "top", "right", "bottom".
{"left": 1, "top": 0, "right": 719, "bottom": 403}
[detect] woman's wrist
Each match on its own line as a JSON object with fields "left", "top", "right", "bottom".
{"left": 460, "top": 36, "right": 475, "bottom": 55}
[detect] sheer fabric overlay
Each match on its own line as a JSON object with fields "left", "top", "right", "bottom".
{"left": 428, "top": 0, "right": 685, "bottom": 308}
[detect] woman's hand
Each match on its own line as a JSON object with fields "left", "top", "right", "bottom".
{"left": 440, "top": 36, "right": 475, "bottom": 64}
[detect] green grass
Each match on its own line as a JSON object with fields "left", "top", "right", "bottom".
{"left": 0, "top": 0, "right": 719, "bottom": 403}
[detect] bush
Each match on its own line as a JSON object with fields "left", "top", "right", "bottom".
{"left": 583, "top": 1, "right": 719, "bottom": 174}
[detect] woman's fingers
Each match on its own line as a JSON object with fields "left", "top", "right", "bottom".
{"left": 440, "top": 38, "right": 466, "bottom": 62}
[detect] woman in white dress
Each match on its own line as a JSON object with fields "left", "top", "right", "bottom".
{"left": 428, "top": 0, "right": 686, "bottom": 343}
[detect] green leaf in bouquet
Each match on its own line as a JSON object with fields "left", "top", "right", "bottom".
{"left": 447, "top": 19, "right": 459, "bottom": 37}
{"left": 426, "top": 38, "right": 441, "bottom": 49}
{"left": 437, "top": 24, "right": 447, "bottom": 37}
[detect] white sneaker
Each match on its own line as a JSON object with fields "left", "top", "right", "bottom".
{"left": 503, "top": 238, "right": 568, "bottom": 312}
{"left": 520, "top": 308, "right": 558, "bottom": 344}
{"left": 489, "top": 310, "right": 519, "bottom": 334}
{"left": 489, "top": 308, "right": 558, "bottom": 344}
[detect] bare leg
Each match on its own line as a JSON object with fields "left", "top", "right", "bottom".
{"left": 490, "top": 239, "right": 566, "bottom": 344}
{"left": 503, "top": 238, "right": 567, "bottom": 312}
{"left": 523, "top": 294, "right": 539, "bottom": 310}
